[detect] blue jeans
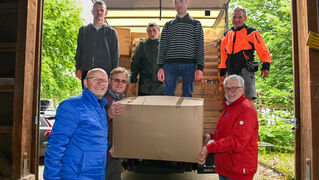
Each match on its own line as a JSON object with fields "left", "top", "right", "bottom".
{"left": 164, "top": 63, "right": 196, "bottom": 97}
{"left": 219, "top": 174, "right": 233, "bottom": 180}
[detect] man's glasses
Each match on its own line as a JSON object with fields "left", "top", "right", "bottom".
{"left": 224, "top": 86, "right": 242, "bottom": 92}
{"left": 112, "top": 78, "right": 128, "bottom": 84}
{"left": 87, "top": 77, "right": 108, "bottom": 84}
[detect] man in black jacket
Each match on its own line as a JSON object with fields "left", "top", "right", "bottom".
{"left": 130, "top": 23, "right": 164, "bottom": 96}
{"left": 75, "top": 0, "right": 119, "bottom": 88}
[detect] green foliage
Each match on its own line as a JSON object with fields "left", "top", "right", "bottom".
{"left": 229, "top": 0, "right": 293, "bottom": 107}
{"left": 259, "top": 110, "right": 295, "bottom": 152}
{"left": 41, "top": 0, "right": 83, "bottom": 105}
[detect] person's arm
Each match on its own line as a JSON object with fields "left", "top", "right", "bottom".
{"left": 205, "top": 107, "right": 258, "bottom": 154}
{"left": 130, "top": 42, "right": 143, "bottom": 84}
{"left": 252, "top": 31, "right": 271, "bottom": 78}
{"left": 157, "top": 23, "right": 169, "bottom": 70}
{"left": 43, "top": 101, "right": 80, "bottom": 179}
{"left": 195, "top": 21, "right": 205, "bottom": 74}
{"left": 75, "top": 27, "right": 83, "bottom": 79}
{"left": 219, "top": 32, "right": 228, "bottom": 78}
{"left": 110, "top": 29, "right": 120, "bottom": 69}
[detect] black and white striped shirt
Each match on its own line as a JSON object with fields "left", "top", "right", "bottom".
{"left": 157, "top": 13, "right": 205, "bottom": 71}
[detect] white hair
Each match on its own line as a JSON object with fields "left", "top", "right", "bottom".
{"left": 223, "top": 75, "right": 245, "bottom": 87}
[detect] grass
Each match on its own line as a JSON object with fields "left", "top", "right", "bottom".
{"left": 258, "top": 151, "right": 295, "bottom": 180}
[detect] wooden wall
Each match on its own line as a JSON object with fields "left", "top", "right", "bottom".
{"left": 0, "top": 0, "right": 42, "bottom": 179}
{"left": 292, "top": 0, "right": 319, "bottom": 179}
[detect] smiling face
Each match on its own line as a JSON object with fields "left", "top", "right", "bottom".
{"left": 84, "top": 69, "right": 109, "bottom": 99}
{"left": 109, "top": 73, "right": 128, "bottom": 96}
{"left": 224, "top": 80, "right": 245, "bottom": 103}
{"left": 231, "top": 10, "right": 247, "bottom": 29}
{"left": 173, "top": 0, "right": 188, "bottom": 17}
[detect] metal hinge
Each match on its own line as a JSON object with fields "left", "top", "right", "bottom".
{"left": 292, "top": 116, "right": 299, "bottom": 130}
{"left": 23, "top": 152, "right": 28, "bottom": 176}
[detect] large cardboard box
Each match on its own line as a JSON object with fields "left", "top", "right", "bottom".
{"left": 113, "top": 96, "right": 204, "bottom": 163}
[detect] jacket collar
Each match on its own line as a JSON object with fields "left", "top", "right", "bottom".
{"left": 83, "top": 88, "right": 108, "bottom": 108}
{"left": 231, "top": 23, "right": 247, "bottom": 31}
{"left": 107, "top": 88, "right": 125, "bottom": 101}
{"left": 147, "top": 38, "right": 160, "bottom": 44}
{"left": 222, "top": 94, "right": 246, "bottom": 108}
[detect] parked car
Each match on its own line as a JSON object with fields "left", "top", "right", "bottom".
{"left": 39, "top": 115, "right": 53, "bottom": 157}
{"left": 39, "top": 99, "right": 55, "bottom": 157}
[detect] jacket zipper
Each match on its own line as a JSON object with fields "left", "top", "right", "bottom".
{"left": 231, "top": 31, "right": 237, "bottom": 55}
{"left": 100, "top": 102, "right": 107, "bottom": 180}
{"left": 92, "top": 29, "right": 98, "bottom": 68}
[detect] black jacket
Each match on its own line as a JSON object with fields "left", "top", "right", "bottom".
{"left": 131, "top": 38, "right": 164, "bottom": 95}
{"left": 75, "top": 23, "right": 119, "bottom": 74}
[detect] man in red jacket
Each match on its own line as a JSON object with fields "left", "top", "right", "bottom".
{"left": 198, "top": 75, "right": 258, "bottom": 180}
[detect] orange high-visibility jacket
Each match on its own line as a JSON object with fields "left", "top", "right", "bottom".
{"left": 219, "top": 24, "right": 271, "bottom": 76}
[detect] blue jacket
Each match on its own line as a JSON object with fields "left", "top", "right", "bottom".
{"left": 44, "top": 88, "right": 109, "bottom": 180}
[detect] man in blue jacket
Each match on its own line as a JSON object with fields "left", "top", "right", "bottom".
{"left": 44, "top": 68, "right": 113, "bottom": 179}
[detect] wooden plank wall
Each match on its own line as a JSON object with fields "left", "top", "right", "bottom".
{"left": 294, "top": 0, "right": 319, "bottom": 179}
{"left": 0, "top": 0, "right": 42, "bottom": 178}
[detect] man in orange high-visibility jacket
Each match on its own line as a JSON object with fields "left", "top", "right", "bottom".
{"left": 219, "top": 7, "right": 271, "bottom": 103}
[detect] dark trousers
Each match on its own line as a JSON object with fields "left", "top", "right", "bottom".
{"left": 106, "top": 158, "right": 121, "bottom": 180}
{"left": 81, "top": 71, "right": 88, "bottom": 89}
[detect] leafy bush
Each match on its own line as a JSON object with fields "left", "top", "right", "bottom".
{"left": 259, "top": 110, "right": 295, "bottom": 152}
{"left": 42, "top": 0, "right": 83, "bottom": 105}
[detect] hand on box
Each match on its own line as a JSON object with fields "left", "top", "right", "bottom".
{"left": 108, "top": 101, "right": 125, "bottom": 119}
{"left": 198, "top": 146, "right": 208, "bottom": 165}
{"left": 109, "top": 146, "right": 115, "bottom": 158}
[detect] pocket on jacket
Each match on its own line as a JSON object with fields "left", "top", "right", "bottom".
{"left": 80, "top": 151, "right": 106, "bottom": 175}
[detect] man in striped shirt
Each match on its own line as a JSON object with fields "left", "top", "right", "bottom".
{"left": 157, "top": 0, "right": 205, "bottom": 97}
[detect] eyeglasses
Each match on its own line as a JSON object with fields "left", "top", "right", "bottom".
{"left": 224, "top": 86, "right": 242, "bottom": 92}
{"left": 112, "top": 78, "right": 128, "bottom": 84}
{"left": 87, "top": 77, "right": 108, "bottom": 84}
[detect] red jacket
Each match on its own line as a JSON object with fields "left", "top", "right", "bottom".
{"left": 219, "top": 24, "right": 271, "bottom": 76}
{"left": 206, "top": 95, "right": 258, "bottom": 180}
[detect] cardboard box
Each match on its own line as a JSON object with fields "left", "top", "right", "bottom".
{"left": 113, "top": 96, "right": 204, "bottom": 163}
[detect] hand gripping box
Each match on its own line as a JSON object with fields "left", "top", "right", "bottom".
{"left": 113, "top": 96, "right": 203, "bottom": 163}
